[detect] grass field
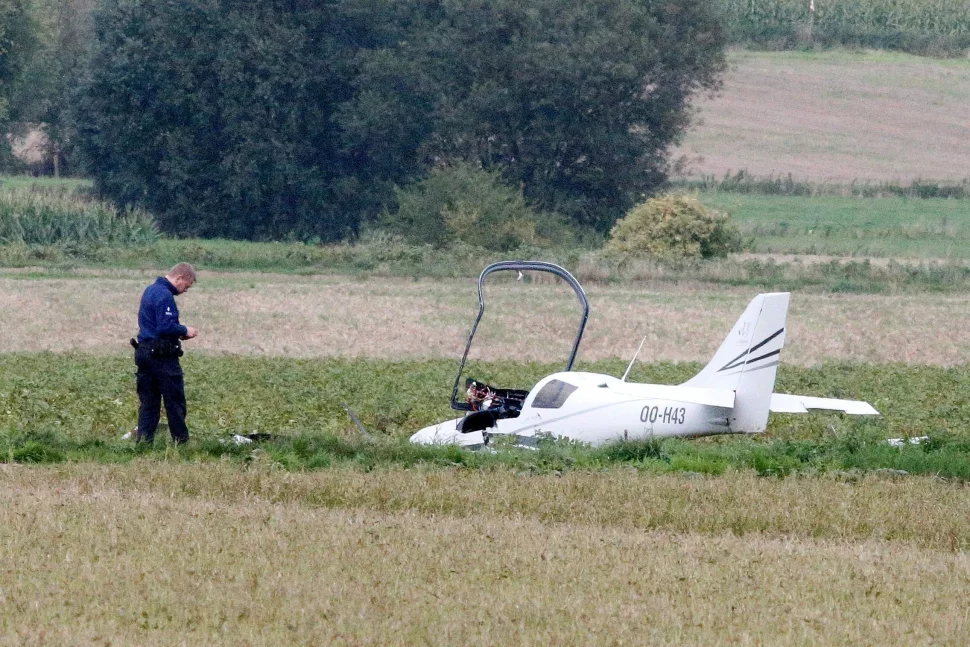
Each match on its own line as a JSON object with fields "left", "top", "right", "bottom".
{"left": 3, "top": 351, "right": 970, "bottom": 477}
{"left": 0, "top": 175, "right": 90, "bottom": 191}
{"left": 699, "top": 192, "right": 970, "bottom": 259}
{"left": 2, "top": 263, "right": 965, "bottom": 642}
{"left": 675, "top": 49, "right": 970, "bottom": 183}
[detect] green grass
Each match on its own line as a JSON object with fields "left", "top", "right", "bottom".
{"left": 680, "top": 173, "right": 970, "bottom": 199}
{"left": 2, "top": 353, "right": 969, "bottom": 478}
{"left": 699, "top": 192, "right": 970, "bottom": 259}
{"left": 6, "top": 234, "right": 970, "bottom": 294}
{"left": 0, "top": 174, "right": 92, "bottom": 192}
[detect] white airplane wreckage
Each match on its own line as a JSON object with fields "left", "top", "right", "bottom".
{"left": 410, "top": 261, "right": 878, "bottom": 449}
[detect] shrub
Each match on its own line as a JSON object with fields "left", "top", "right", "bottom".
{"left": 606, "top": 193, "right": 742, "bottom": 260}
{"left": 381, "top": 163, "right": 550, "bottom": 252}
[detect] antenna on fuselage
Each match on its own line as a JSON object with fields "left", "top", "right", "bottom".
{"left": 620, "top": 336, "right": 648, "bottom": 382}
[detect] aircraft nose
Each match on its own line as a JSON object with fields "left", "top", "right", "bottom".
{"left": 409, "top": 421, "right": 485, "bottom": 448}
{"left": 409, "top": 425, "right": 441, "bottom": 444}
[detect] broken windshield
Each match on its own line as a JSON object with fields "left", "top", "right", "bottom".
{"left": 450, "top": 261, "right": 589, "bottom": 412}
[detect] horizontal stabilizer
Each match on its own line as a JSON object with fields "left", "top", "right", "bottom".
{"left": 770, "top": 393, "right": 879, "bottom": 416}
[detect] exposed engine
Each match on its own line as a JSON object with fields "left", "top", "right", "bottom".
{"left": 458, "top": 379, "right": 529, "bottom": 433}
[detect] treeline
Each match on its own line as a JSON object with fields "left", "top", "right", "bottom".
{"left": 717, "top": 0, "right": 970, "bottom": 55}
{"left": 71, "top": 0, "right": 727, "bottom": 241}
{"left": 4, "top": 0, "right": 967, "bottom": 244}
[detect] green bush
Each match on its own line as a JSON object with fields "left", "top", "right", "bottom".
{"left": 381, "top": 163, "right": 555, "bottom": 252}
{"left": 606, "top": 193, "right": 742, "bottom": 260}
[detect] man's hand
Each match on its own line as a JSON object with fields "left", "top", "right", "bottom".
{"left": 182, "top": 326, "right": 199, "bottom": 340}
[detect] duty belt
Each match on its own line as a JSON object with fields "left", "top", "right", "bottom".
{"left": 132, "top": 337, "right": 183, "bottom": 358}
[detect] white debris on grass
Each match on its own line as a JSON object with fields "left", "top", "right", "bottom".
{"left": 886, "top": 436, "right": 930, "bottom": 447}
{"left": 217, "top": 435, "right": 255, "bottom": 445}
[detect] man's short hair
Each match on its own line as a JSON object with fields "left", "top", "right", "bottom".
{"left": 168, "top": 262, "right": 197, "bottom": 281}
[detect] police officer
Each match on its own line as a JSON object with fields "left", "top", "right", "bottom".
{"left": 133, "top": 262, "right": 199, "bottom": 444}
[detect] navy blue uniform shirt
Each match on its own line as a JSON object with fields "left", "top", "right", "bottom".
{"left": 137, "top": 277, "right": 188, "bottom": 342}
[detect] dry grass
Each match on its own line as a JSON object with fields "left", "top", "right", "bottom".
{"left": 675, "top": 50, "right": 970, "bottom": 182}
{"left": 3, "top": 271, "right": 970, "bottom": 365}
{"left": 2, "top": 463, "right": 970, "bottom": 646}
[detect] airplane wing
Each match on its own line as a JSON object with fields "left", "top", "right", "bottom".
{"left": 770, "top": 393, "right": 879, "bottom": 415}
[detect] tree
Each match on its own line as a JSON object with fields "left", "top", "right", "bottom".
{"left": 321, "top": 0, "right": 727, "bottom": 233}
{"left": 73, "top": 0, "right": 725, "bottom": 240}
{"left": 0, "top": 0, "right": 38, "bottom": 166}
{"left": 401, "top": 0, "right": 727, "bottom": 232}
{"left": 6, "top": 0, "right": 97, "bottom": 175}
{"left": 77, "top": 0, "right": 346, "bottom": 239}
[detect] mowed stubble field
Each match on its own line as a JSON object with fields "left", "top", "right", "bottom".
{"left": 4, "top": 270, "right": 970, "bottom": 365}
{"left": 3, "top": 464, "right": 970, "bottom": 645}
{"left": 674, "top": 49, "right": 970, "bottom": 182}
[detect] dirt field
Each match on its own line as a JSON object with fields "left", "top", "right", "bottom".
{"left": 674, "top": 49, "right": 970, "bottom": 182}
{"left": 3, "top": 270, "right": 969, "bottom": 365}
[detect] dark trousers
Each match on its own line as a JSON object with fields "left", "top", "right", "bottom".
{"left": 135, "top": 346, "right": 189, "bottom": 444}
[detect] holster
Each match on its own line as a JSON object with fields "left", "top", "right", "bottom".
{"left": 140, "top": 338, "right": 183, "bottom": 358}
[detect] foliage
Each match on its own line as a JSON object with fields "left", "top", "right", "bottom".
{"left": 0, "top": 0, "right": 38, "bottom": 166}
{"left": 5, "top": 0, "right": 96, "bottom": 176}
{"left": 389, "top": 0, "right": 728, "bottom": 232}
{"left": 380, "top": 163, "right": 553, "bottom": 252}
{"left": 606, "top": 193, "right": 742, "bottom": 260}
{"left": 0, "top": 0, "right": 36, "bottom": 109}
{"left": 716, "top": 0, "right": 970, "bottom": 55}
{"left": 0, "top": 186, "right": 159, "bottom": 248}
{"left": 3, "top": 354, "right": 970, "bottom": 480}
{"left": 72, "top": 0, "right": 726, "bottom": 241}
{"left": 72, "top": 0, "right": 372, "bottom": 242}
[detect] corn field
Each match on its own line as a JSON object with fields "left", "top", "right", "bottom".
{"left": 0, "top": 188, "right": 160, "bottom": 248}
{"left": 718, "top": 0, "right": 970, "bottom": 54}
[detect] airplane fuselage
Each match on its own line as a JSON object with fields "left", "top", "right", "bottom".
{"left": 410, "top": 287, "right": 878, "bottom": 449}
{"left": 410, "top": 372, "right": 739, "bottom": 448}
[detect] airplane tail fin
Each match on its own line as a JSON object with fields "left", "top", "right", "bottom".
{"left": 682, "top": 293, "right": 790, "bottom": 433}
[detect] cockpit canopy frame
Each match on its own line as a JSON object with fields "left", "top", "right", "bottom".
{"left": 450, "top": 261, "right": 590, "bottom": 412}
